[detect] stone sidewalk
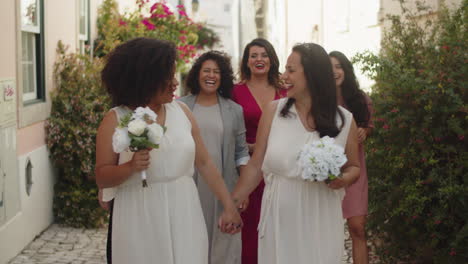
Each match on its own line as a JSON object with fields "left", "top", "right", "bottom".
{"left": 8, "top": 224, "right": 379, "bottom": 264}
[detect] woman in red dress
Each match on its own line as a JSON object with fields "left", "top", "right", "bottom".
{"left": 232, "top": 38, "right": 285, "bottom": 264}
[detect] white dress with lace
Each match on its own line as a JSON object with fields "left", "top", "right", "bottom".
{"left": 258, "top": 98, "right": 352, "bottom": 264}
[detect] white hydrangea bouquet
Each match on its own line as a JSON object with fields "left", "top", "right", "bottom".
{"left": 112, "top": 106, "right": 165, "bottom": 187}
{"left": 296, "top": 136, "right": 347, "bottom": 182}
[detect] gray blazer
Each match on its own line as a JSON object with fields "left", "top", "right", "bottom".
{"left": 178, "top": 94, "right": 250, "bottom": 191}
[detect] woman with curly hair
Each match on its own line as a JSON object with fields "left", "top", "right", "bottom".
{"left": 179, "top": 50, "right": 250, "bottom": 264}
{"left": 330, "top": 50, "right": 373, "bottom": 264}
{"left": 96, "top": 38, "right": 242, "bottom": 264}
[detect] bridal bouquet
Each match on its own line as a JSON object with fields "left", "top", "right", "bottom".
{"left": 297, "top": 136, "right": 347, "bottom": 182}
{"left": 112, "top": 107, "right": 165, "bottom": 187}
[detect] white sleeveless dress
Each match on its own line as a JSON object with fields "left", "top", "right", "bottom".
{"left": 105, "top": 101, "right": 208, "bottom": 264}
{"left": 258, "top": 98, "right": 352, "bottom": 264}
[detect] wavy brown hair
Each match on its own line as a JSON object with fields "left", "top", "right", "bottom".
{"left": 239, "top": 38, "right": 282, "bottom": 90}
{"left": 281, "top": 43, "right": 344, "bottom": 138}
{"left": 329, "top": 51, "right": 370, "bottom": 127}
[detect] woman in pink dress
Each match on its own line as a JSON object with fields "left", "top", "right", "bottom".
{"left": 232, "top": 38, "right": 285, "bottom": 264}
{"left": 330, "top": 51, "right": 373, "bottom": 264}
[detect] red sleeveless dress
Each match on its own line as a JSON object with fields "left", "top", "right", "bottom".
{"left": 232, "top": 83, "right": 286, "bottom": 264}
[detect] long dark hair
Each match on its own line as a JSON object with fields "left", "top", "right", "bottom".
{"left": 280, "top": 43, "right": 344, "bottom": 138}
{"left": 329, "top": 51, "right": 370, "bottom": 127}
{"left": 239, "top": 38, "right": 282, "bottom": 90}
{"left": 185, "top": 50, "right": 234, "bottom": 98}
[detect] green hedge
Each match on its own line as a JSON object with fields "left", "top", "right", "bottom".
{"left": 46, "top": 42, "right": 110, "bottom": 227}
{"left": 354, "top": 1, "right": 467, "bottom": 262}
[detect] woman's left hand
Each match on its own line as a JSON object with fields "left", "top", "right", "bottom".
{"left": 357, "top": 127, "right": 367, "bottom": 143}
{"left": 327, "top": 177, "right": 348, "bottom": 189}
{"left": 218, "top": 207, "right": 243, "bottom": 234}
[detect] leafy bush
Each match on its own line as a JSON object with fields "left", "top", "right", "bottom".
{"left": 94, "top": 0, "right": 219, "bottom": 71}
{"left": 353, "top": 1, "right": 467, "bottom": 262}
{"left": 45, "top": 42, "right": 110, "bottom": 227}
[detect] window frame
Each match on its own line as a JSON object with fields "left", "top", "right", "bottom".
{"left": 78, "top": 0, "right": 90, "bottom": 54}
{"left": 20, "top": 0, "right": 45, "bottom": 104}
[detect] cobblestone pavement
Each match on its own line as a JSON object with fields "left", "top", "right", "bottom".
{"left": 9, "top": 224, "right": 379, "bottom": 264}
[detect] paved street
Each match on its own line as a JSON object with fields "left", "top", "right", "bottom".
{"left": 8, "top": 224, "right": 379, "bottom": 264}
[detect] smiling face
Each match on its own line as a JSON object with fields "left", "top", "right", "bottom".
{"left": 281, "top": 51, "right": 308, "bottom": 99}
{"left": 247, "top": 45, "right": 271, "bottom": 76}
{"left": 330, "top": 56, "right": 344, "bottom": 88}
{"left": 198, "top": 59, "right": 221, "bottom": 96}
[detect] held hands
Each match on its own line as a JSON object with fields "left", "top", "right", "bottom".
{"left": 130, "top": 149, "right": 151, "bottom": 173}
{"left": 218, "top": 205, "right": 243, "bottom": 234}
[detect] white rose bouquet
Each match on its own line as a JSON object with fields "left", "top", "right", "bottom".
{"left": 112, "top": 106, "right": 165, "bottom": 187}
{"left": 296, "top": 136, "right": 347, "bottom": 182}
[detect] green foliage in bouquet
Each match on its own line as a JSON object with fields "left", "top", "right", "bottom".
{"left": 45, "top": 42, "right": 111, "bottom": 227}
{"left": 353, "top": 1, "right": 467, "bottom": 262}
{"left": 94, "top": 0, "right": 219, "bottom": 72}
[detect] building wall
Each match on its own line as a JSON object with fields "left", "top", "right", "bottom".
{"left": 0, "top": 1, "right": 118, "bottom": 263}
{"left": 192, "top": 0, "right": 257, "bottom": 77}
{"left": 273, "top": 0, "right": 380, "bottom": 90}
{"left": 264, "top": 0, "right": 287, "bottom": 68}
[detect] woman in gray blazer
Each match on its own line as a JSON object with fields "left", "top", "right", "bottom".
{"left": 179, "top": 51, "right": 249, "bottom": 264}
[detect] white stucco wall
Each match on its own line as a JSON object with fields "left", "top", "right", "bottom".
{"left": 0, "top": 146, "right": 55, "bottom": 264}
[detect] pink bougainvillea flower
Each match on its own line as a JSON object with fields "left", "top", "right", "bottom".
{"left": 119, "top": 19, "right": 127, "bottom": 26}
{"left": 150, "top": 3, "right": 161, "bottom": 13}
{"left": 141, "top": 19, "right": 155, "bottom": 30}
{"left": 390, "top": 108, "right": 399, "bottom": 113}
{"left": 458, "top": 135, "right": 465, "bottom": 141}
{"left": 152, "top": 13, "right": 168, "bottom": 18}
{"left": 383, "top": 124, "right": 390, "bottom": 130}
{"left": 179, "top": 35, "right": 187, "bottom": 43}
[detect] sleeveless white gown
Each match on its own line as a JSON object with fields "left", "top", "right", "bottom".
{"left": 258, "top": 98, "right": 352, "bottom": 264}
{"left": 104, "top": 101, "right": 208, "bottom": 264}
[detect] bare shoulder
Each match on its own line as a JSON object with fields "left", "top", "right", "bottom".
{"left": 176, "top": 100, "right": 190, "bottom": 113}
{"left": 176, "top": 100, "right": 195, "bottom": 123}
{"left": 99, "top": 110, "right": 118, "bottom": 129}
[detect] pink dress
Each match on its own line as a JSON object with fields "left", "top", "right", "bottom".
{"left": 232, "top": 83, "right": 286, "bottom": 264}
{"left": 342, "top": 95, "right": 374, "bottom": 219}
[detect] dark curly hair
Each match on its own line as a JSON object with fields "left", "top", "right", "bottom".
{"left": 329, "top": 51, "right": 370, "bottom": 127}
{"left": 101, "top": 37, "right": 176, "bottom": 107}
{"left": 185, "top": 50, "right": 234, "bottom": 99}
{"left": 239, "top": 38, "right": 282, "bottom": 90}
{"left": 281, "top": 43, "right": 344, "bottom": 138}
